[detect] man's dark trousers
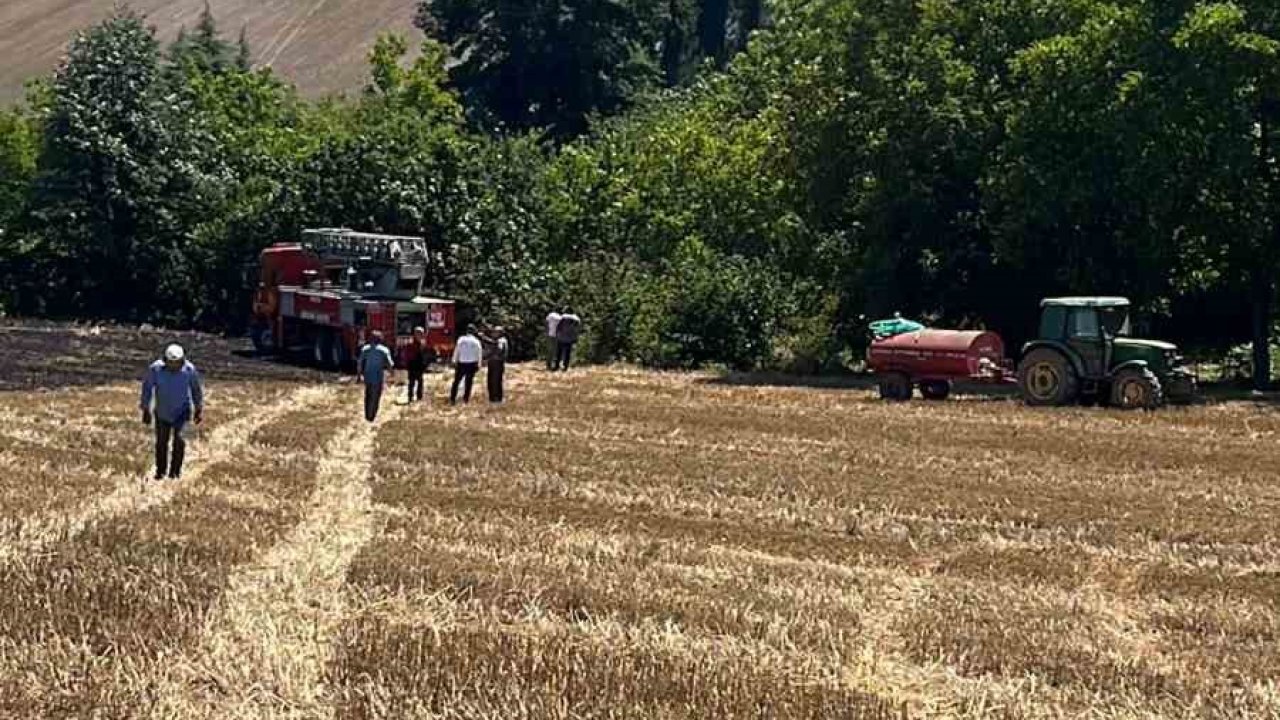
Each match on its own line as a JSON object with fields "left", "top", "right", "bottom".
{"left": 364, "top": 383, "right": 384, "bottom": 422}
{"left": 556, "top": 341, "right": 575, "bottom": 371}
{"left": 488, "top": 361, "right": 505, "bottom": 402}
{"left": 155, "top": 417, "right": 186, "bottom": 478}
{"left": 407, "top": 365, "right": 426, "bottom": 402}
{"left": 451, "top": 363, "right": 478, "bottom": 404}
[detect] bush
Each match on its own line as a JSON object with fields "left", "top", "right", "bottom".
{"left": 617, "top": 239, "right": 790, "bottom": 371}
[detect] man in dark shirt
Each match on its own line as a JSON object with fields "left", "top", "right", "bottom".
{"left": 484, "top": 326, "right": 509, "bottom": 403}
{"left": 401, "top": 326, "right": 432, "bottom": 403}
{"left": 554, "top": 308, "right": 582, "bottom": 372}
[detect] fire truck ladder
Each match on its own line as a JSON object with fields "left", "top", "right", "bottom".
{"left": 301, "top": 228, "right": 429, "bottom": 266}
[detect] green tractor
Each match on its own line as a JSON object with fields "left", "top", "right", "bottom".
{"left": 1017, "top": 297, "right": 1197, "bottom": 409}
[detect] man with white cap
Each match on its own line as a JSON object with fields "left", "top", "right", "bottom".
{"left": 140, "top": 343, "right": 204, "bottom": 480}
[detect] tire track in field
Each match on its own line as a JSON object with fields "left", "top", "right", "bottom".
{"left": 149, "top": 392, "right": 398, "bottom": 719}
{"left": 835, "top": 563, "right": 1042, "bottom": 719}
{"left": 0, "top": 384, "right": 333, "bottom": 565}
{"left": 263, "top": 0, "right": 329, "bottom": 66}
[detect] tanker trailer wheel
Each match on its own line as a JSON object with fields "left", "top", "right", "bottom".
{"left": 920, "top": 380, "right": 951, "bottom": 401}
{"left": 1110, "top": 367, "right": 1163, "bottom": 410}
{"left": 1017, "top": 349, "right": 1079, "bottom": 406}
{"left": 878, "top": 372, "right": 913, "bottom": 402}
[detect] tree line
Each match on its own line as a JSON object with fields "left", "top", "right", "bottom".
{"left": 0, "top": 0, "right": 1277, "bottom": 384}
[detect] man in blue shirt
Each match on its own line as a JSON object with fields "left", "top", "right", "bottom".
{"left": 140, "top": 344, "right": 204, "bottom": 480}
{"left": 358, "top": 330, "right": 395, "bottom": 422}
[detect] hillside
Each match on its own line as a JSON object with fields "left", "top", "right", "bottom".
{"left": 0, "top": 0, "right": 421, "bottom": 103}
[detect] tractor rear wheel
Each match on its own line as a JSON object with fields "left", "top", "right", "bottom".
{"left": 920, "top": 380, "right": 951, "bottom": 401}
{"left": 1110, "top": 367, "right": 1163, "bottom": 410}
{"left": 878, "top": 372, "right": 913, "bottom": 402}
{"left": 1018, "top": 349, "right": 1079, "bottom": 406}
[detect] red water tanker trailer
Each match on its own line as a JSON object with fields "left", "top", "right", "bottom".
{"left": 867, "top": 329, "right": 1013, "bottom": 400}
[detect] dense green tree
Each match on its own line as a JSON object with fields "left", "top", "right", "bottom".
{"left": 19, "top": 8, "right": 219, "bottom": 322}
{"left": 0, "top": 108, "right": 36, "bottom": 229}
{"left": 415, "top": 0, "right": 665, "bottom": 136}
{"left": 169, "top": 2, "right": 237, "bottom": 76}
{"left": 3, "top": 0, "right": 1279, "bottom": 374}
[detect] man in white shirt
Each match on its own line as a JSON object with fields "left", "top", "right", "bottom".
{"left": 544, "top": 310, "right": 561, "bottom": 371}
{"left": 450, "top": 325, "right": 484, "bottom": 405}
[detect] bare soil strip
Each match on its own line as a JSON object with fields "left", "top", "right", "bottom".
{"left": 0, "top": 384, "right": 332, "bottom": 564}
{"left": 150, "top": 393, "right": 398, "bottom": 719}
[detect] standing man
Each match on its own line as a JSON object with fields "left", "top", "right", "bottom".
{"left": 485, "top": 326, "right": 509, "bottom": 403}
{"left": 554, "top": 307, "right": 582, "bottom": 372}
{"left": 451, "top": 325, "right": 483, "bottom": 405}
{"left": 140, "top": 343, "right": 204, "bottom": 481}
{"left": 358, "top": 330, "right": 395, "bottom": 422}
{"left": 544, "top": 309, "right": 561, "bottom": 371}
{"left": 402, "top": 326, "right": 431, "bottom": 404}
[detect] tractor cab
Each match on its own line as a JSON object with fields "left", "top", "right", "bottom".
{"left": 1036, "top": 297, "right": 1133, "bottom": 379}
{"left": 1019, "top": 297, "right": 1196, "bottom": 409}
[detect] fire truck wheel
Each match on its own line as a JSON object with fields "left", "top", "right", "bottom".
{"left": 920, "top": 380, "right": 951, "bottom": 401}
{"left": 335, "top": 337, "right": 352, "bottom": 370}
{"left": 327, "top": 337, "right": 345, "bottom": 369}
{"left": 251, "top": 325, "right": 274, "bottom": 355}
{"left": 313, "top": 332, "right": 334, "bottom": 369}
{"left": 878, "top": 372, "right": 913, "bottom": 402}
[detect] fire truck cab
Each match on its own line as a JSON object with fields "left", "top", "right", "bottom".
{"left": 250, "top": 228, "right": 456, "bottom": 369}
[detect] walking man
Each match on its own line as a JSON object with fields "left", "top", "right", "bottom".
{"left": 554, "top": 307, "right": 582, "bottom": 371}
{"left": 485, "top": 326, "right": 509, "bottom": 403}
{"left": 402, "top": 326, "right": 431, "bottom": 403}
{"left": 358, "top": 330, "right": 395, "bottom": 422}
{"left": 140, "top": 344, "right": 204, "bottom": 480}
{"left": 451, "top": 325, "right": 483, "bottom": 405}
{"left": 544, "top": 309, "right": 561, "bottom": 370}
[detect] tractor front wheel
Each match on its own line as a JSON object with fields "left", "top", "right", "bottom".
{"left": 1110, "top": 367, "right": 1163, "bottom": 410}
{"left": 920, "top": 380, "right": 951, "bottom": 401}
{"left": 878, "top": 372, "right": 913, "bottom": 402}
{"left": 1018, "top": 349, "right": 1079, "bottom": 406}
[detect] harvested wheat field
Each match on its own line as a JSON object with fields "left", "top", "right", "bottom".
{"left": 1, "top": 325, "right": 1279, "bottom": 719}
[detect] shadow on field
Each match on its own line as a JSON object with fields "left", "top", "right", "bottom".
{"left": 702, "top": 370, "right": 1018, "bottom": 401}
{"left": 0, "top": 319, "right": 331, "bottom": 392}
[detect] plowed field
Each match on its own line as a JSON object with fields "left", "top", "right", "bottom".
{"left": 0, "top": 0, "right": 420, "bottom": 103}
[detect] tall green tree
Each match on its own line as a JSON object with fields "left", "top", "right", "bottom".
{"left": 415, "top": 0, "right": 665, "bottom": 136}
{"left": 1168, "top": 1, "right": 1280, "bottom": 388}
{"left": 0, "top": 108, "right": 36, "bottom": 230}
{"left": 20, "top": 8, "right": 218, "bottom": 321}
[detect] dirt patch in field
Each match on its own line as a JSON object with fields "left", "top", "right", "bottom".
{"left": 0, "top": 319, "right": 329, "bottom": 390}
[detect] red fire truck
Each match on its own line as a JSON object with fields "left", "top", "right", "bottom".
{"left": 249, "top": 228, "right": 456, "bottom": 369}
